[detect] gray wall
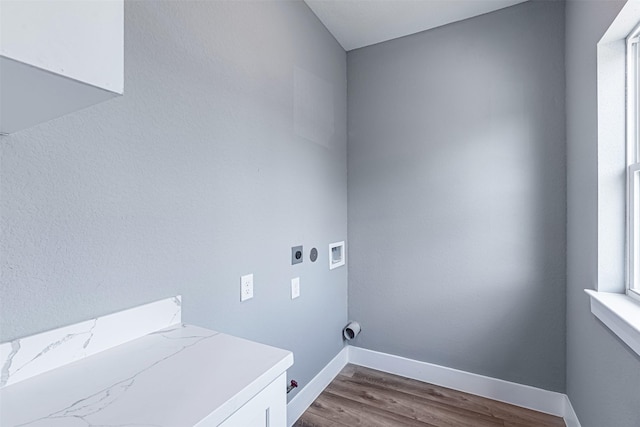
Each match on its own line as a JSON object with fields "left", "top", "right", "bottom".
{"left": 566, "top": 0, "right": 640, "bottom": 425}
{"left": 0, "top": 0, "right": 347, "bottom": 399}
{"left": 347, "top": 1, "right": 566, "bottom": 392}
{"left": 9, "top": 2, "right": 640, "bottom": 421}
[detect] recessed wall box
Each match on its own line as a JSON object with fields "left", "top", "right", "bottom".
{"left": 291, "top": 245, "right": 303, "bottom": 265}
{"left": 329, "top": 241, "right": 345, "bottom": 270}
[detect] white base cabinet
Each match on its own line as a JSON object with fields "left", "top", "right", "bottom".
{"left": 216, "top": 374, "right": 287, "bottom": 427}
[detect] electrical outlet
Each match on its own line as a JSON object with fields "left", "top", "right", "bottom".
{"left": 291, "top": 245, "right": 303, "bottom": 265}
{"left": 291, "top": 277, "right": 300, "bottom": 299}
{"left": 241, "top": 274, "right": 254, "bottom": 302}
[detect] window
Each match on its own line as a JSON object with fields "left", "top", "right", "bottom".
{"left": 586, "top": 6, "right": 640, "bottom": 360}
{"left": 627, "top": 24, "right": 640, "bottom": 298}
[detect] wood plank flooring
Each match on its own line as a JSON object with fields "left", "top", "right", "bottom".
{"left": 293, "top": 365, "right": 565, "bottom": 427}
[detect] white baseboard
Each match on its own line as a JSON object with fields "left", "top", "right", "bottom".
{"left": 287, "top": 347, "right": 349, "bottom": 427}
{"left": 348, "top": 346, "right": 566, "bottom": 417}
{"left": 287, "top": 345, "right": 581, "bottom": 427}
{"left": 562, "top": 394, "right": 581, "bottom": 427}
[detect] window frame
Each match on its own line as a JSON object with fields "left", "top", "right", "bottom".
{"left": 586, "top": 4, "right": 640, "bottom": 361}
{"left": 626, "top": 23, "right": 640, "bottom": 300}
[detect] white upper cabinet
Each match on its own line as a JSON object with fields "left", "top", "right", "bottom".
{"left": 0, "top": 0, "right": 124, "bottom": 134}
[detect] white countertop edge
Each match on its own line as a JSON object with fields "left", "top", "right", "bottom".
{"left": 585, "top": 289, "right": 640, "bottom": 356}
{"left": 195, "top": 351, "right": 294, "bottom": 426}
{"left": 1, "top": 325, "right": 294, "bottom": 427}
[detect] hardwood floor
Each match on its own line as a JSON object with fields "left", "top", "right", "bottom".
{"left": 293, "top": 365, "right": 565, "bottom": 427}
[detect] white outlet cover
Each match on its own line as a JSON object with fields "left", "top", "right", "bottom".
{"left": 291, "top": 277, "right": 300, "bottom": 299}
{"left": 241, "top": 274, "right": 254, "bottom": 302}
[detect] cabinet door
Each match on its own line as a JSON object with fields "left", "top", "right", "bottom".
{"left": 218, "top": 374, "right": 287, "bottom": 427}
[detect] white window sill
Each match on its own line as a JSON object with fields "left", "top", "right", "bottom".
{"left": 585, "top": 289, "right": 640, "bottom": 356}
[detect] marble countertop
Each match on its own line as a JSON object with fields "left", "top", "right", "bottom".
{"left": 0, "top": 324, "right": 293, "bottom": 427}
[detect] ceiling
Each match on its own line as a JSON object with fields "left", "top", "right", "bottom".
{"left": 304, "top": 0, "right": 528, "bottom": 51}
